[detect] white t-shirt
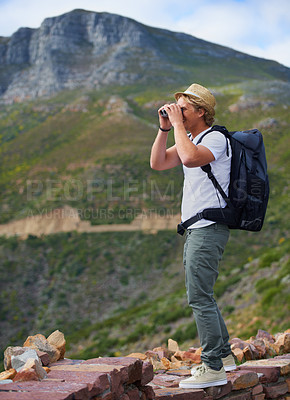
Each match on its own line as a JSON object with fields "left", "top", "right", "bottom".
{"left": 181, "top": 128, "right": 232, "bottom": 229}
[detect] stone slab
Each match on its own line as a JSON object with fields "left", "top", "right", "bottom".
{"left": 241, "top": 358, "right": 290, "bottom": 375}
{"left": 152, "top": 374, "right": 182, "bottom": 388}
{"left": 154, "top": 388, "right": 206, "bottom": 400}
{"left": 49, "top": 358, "right": 84, "bottom": 366}
{"left": 222, "top": 392, "right": 251, "bottom": 400}
{"left": 252, "top": 394, "right": 265, "bottom": 400}
{"left": 82, "top": 357, "right": 138, "bottom": 367}
{"left": 139, "top": 362, "right": 154, "bottom": 386}
{"left": 239, "top": 365, "right": 280, "bottom": 383}
{"left": 82, "top": 357, "right": 143, "bottom": 384}
{"left": 154, "top": 387, "right": 206, "bottom": 400}
{"left": 47, "top": 369, "right": 110, "bottom": 396}
{"left": 0, "top": 380, "right": 88, "bottom": 399}
{"left": 227, "top": 370, "right": 259, "bottom": 390}
{"left": 204, "top": 381, "right": 232, "bottom": 399}
{"left": 252, "top": 384, "right": 264, "bottom": 395}
{"left": 0, "top": 392, "right": 73, "bottom": 400}
{"left": 50, "top": 363, "right": 118, "bottom": 373}
{"left": 263, "top": 381, "right": 288, "bottom": 399}
{"left": 165, "top": 369, "right": 191, "bottom": 377}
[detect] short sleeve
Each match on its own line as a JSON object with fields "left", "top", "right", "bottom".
{"left": 197, "top": 131, "right": 227, "bottom": 160}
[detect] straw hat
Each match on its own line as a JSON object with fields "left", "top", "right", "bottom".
{"left": 174, "top": 83, "right": 216, "bottom": 116}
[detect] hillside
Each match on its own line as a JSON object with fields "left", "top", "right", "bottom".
{"left": 0, "top": 9, "right": 289, "bottom": 368}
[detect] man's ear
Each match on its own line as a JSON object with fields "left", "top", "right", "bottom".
{"left": 198, "top": 107, "right": 205, "bottom": 117}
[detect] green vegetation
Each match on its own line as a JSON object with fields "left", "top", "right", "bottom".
{"left": 0, "top": 65, "right": 289, "bottom": 369}
{"left": 0, "top": 229, "right": 289, "bottom": 367}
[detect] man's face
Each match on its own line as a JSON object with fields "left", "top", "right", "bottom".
{"left": 177, "top": 97, "right": 202, "bottom": 131}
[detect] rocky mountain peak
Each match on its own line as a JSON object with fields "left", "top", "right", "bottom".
{"left": 0, "top": 9, "right": 289, "bottom": 103}
{"left": 0, "top": 9, "right": 158, "bottom": 102}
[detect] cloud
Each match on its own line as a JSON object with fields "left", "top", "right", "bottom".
{"left": 0, "top": 0, "right": 289, "bottom": 67}
{"left": 169, "top": 0, "right": 290, "bottom": 66}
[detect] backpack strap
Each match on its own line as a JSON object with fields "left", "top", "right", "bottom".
{"left": 177, "top": 212, "right": 205, "bottom": 236}
{"left": 200, "top": 164, "right": 231, "bottom": 207}
{"left": 196, "top": 125, "right": 229, "bottom": 155}
{"left": 177, "top": 125, "right": 232, "bottom": 236}
{"left": 196, "top": 125, "right": 232, "bottom": 206}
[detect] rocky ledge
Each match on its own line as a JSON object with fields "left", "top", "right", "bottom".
{"left": 0, "top": 329, "right": 289, "bottom": 399}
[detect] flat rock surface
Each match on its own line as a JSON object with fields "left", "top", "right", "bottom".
{"left": 0, "top": 355, "right": 289, "bottom": 400}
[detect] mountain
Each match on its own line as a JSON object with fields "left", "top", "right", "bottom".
{"left": 0, "top": 9, "right": 289, "bottom": 368}
{"left": 0, "top": 9, "right": 289, "bottom": 103}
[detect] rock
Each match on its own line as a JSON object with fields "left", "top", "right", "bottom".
{"left": 161, "top": 357, "right": 171, "bottom": 370}
{"left": 256, "top": 329, "right": 275, "bottom": 343}
{"left": 264, "top": 341, "right": 278, "bottom": 358}
{"left": 247, "top": 338, "right": 267, "bottom": 358}
{"left": 23, "top": 333, "right": 61, "bottom": 363}
{"left": 227, "top": 370, "right": 259, "bottom": 390}
{"left": 273, "top": 333, "right": 290, "bottom": 354}
{"left": 181, "top": 348, "right": 201, "bottom": 364}
{"left": 230, "top": 337, "right": 246, "bottom": 350}
{"left": 153, "top": 387, "right": 205, "bottom": 400}
{"left": 152, "top": 374, "right": 181, "bottom": 388}
{"left": 139, "top": 362, "right": 154, "bottom": 386}
{"left": 170, "top": 360, "right": 183, "bottom": 369}
{"left": 204, "top": 381, "right": 232, "bottom": 398}
{"left": 263, "top": 381, "right": 288, "bottom": 399}
{"left": 0, "top": 368, "right": 17, "bottom": 380}
{"left": 168, "top": 339, "right": 179, "bottom": 353}
{"left": 257, "top": 118, "right": 279, "bottom": 130}
{"left": 4, "top": 346, "right": 27, "bottom": 370}
{"left": 36, "top": 350, "right": 50, "bottom": 366}
{"left": 228, "top": 98, "right": 261, "bottom": 113}
{"left": 232, "top": 347, "right": 244, "bottom": 363}
{"left": 243, "top": 346, "right": 254, "bottom": 361}
{"left": 22, "top": 358, "right": 47, "bottom": 379}
{"left": 231, "top": 338, "right": 259, "bottom": 360}
{"left": 126, "top": 353, "right": 148, "bottom": 361}
{"left": 150, "top": 359, "right": 165, "bottom": 371}
{"left": 145, "top": 350, "right": 160, "bottom": 361}
{"left": 47, "top": 330, "right": 66, "bottom": 359}
{"left": 152, "top": 346, "right": 172, "bottom": 360}
{"left": 172, "top": 350, "right": 186, "bottom": 361}
{"left": 252, "top": 384, "right": 263, "bottom": 395}
{"left": 13, "top": 368, "right": 40, "bottom": 382}
{"left": 11, "top": 348, "right": 40, "bottom": 372}
{"left": 240, "top": 358, "right": 290, "bottom": 381}
{"left": 0, "top": 379, "right": 14, "bottom": 385}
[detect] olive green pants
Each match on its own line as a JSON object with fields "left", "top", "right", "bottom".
{"left": 183, "top": 223, "right": 231, "bottom": 370}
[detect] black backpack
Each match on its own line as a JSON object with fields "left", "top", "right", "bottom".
{"left": 177, "top": 125, "right": 269, "bottom": 235}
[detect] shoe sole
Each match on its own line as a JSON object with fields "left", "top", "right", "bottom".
{"left": 191, "top": 365, "right": 237, "bottom": 375}
{"left": 224, "top": 365, "right": 237, "bottom": 372}
{"left": 179, "top": 379, "right": 228, "bottom": 389}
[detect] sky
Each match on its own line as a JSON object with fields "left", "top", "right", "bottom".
{"left": 0, "top": 0, "right": 289, "bottom": 68}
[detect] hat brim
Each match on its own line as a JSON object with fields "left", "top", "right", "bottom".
{"left": 174, "top": 91, "right": 201, "bottom": 101}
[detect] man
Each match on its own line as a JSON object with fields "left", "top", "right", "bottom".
{"left": 150, "top": 83, "right": 236, "bottom": 389}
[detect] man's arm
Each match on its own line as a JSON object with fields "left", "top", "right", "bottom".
{"left": 150, "top": 106, "right": 181, "bottom": 170}
{"left": 166, "top": 103, "right": 215, "bottom": 167}
{"left": 150, "top": 129, "right": 181, "bottom": 170}
{"left": 174, "top": 126, "right": 215, "bottom": 167}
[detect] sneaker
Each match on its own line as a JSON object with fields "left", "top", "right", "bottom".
{"left": 179, "top": 364, "right": 227, "bottom": 389}
{"left": 191, "top": 354, "right": 236, "bottom": 375}
{"left": 222, "top": 353, "right": 237, "bottom": 372}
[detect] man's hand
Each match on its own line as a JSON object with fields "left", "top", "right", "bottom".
{"left": 158, "top": 104, "right": 173, "bottom": 131}
{"left": 163, "top": 103, "right": 184, "bottom": 128}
